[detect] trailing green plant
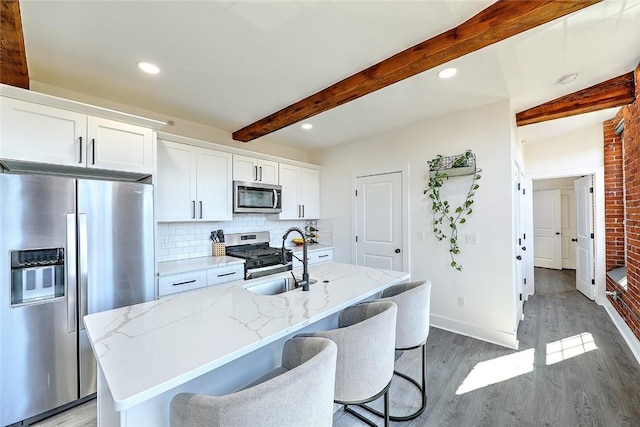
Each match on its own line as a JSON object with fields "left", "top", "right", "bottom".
{"left": 424, "top": 150, "right": 481, "bottom": 271}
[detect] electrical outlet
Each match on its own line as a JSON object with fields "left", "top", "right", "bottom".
{"left": 161, "top": 237, "right": 170, "bottom": 249}
{"left": 457, "top": 296, "right": 466, "bottom": 307}
{"left": 466, "top": 233, "right": 479, "bottom": 245}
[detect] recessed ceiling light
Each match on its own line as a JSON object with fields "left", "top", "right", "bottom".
{"left": 138, "top": 62, "right": 160, "bottom": 75}
{"left": 438, "top": 68, "right": 457, "bottom": 79}
{"left": 558, "top": 73, "right": 578, "bottom": 85}
{"left": 301, "top": 123, "right": 313, "bottom": 130}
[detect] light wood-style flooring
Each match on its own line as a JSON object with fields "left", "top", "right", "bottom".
{"left": 33, "top": 268, "right": 640, "bottom": 426}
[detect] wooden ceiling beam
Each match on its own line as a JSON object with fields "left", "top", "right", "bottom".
{"left": 516, "top": 72, "right": 635, "bottom": 126}
{"left": 233, "top": 0, "right": 601, "bottom": 142}
{"left": 0, "top": 0, "right": 29, "bottom": 89}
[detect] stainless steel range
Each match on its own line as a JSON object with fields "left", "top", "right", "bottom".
{"left": 225, "top": 231, "right": 292, "bottom": 280}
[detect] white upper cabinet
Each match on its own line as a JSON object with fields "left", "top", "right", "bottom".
{"left": 278, "top": 164, "right": 320, "bottom": 220}
{"left": 1, "top": 98, "right": 87, "bottom": 167}
{"left": 1, "top": 97, "right": 153, "bottom": 175}
{"left": 87, "top": 117, "right": 152, "bottom": 174}
{"left": 156, "top": 140, "right": 232, "bottom": 222}
{"left": 232, "top": 154, "right": 278, "bottom": 185}
{"left": 196, "top": 149, "right": 233, "bottom": 221}
{"left": 299, "top": 167, "right": 320, "bottom": 219}
{"left": 156, "top": 140, "right": 197, "bottom": 222}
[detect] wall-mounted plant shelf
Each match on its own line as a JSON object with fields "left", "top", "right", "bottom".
{"left": 428, "top": 151, "right": 477, "bottom": 178}
{"left": 425, "top": 150, "right": 481, "bottom": 271}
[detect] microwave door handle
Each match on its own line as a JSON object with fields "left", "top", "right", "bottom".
{"left": 273, "top": 189, "right": 279, "bottom": 209}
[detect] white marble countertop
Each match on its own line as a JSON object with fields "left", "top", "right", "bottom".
{"left": 84, "top": 262, "right": 409, "bottom": 411}
{"left": 157, "top": 255, "right": 244, "bottom": 276}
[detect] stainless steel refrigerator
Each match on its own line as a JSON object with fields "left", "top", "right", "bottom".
{"left": 0, "top": 174, "right": 155, "bottom": 426}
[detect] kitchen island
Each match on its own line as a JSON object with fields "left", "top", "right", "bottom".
{"left": 84, "top": 261, "right": 409, "bottom": 426}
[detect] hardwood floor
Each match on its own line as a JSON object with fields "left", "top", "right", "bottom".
{"left": 32, "top": 268, "right": 640, "bottom": 426}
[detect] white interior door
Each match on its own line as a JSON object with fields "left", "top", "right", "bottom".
{"left": 355, "top": 172, "right": 403, "bottom": 271}
{"left": 561, "top": 188, "right": 577, "bottom": 269}
{"left": 575, "top": 176, "right": 595, "bottom": 300}
{"left": 533, "top": 189, "right": 562, "bottom": 269}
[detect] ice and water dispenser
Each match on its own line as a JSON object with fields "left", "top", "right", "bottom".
{"left": 10, "top": 248, "right": 65, "bottom": 306}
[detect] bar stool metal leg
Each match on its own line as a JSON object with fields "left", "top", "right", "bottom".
{"left": 357, "top": 341, "right": 427, "bottom": 422}
{"left": 343, "top": 380, "right": 392, "bottom": 427}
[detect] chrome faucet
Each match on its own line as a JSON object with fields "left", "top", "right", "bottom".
{"left": 282, "top": 227, "right": 310, "bottom": 291}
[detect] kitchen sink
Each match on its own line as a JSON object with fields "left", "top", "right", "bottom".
{"left": 245, "top": 277, "right": 318, "bottom": 296}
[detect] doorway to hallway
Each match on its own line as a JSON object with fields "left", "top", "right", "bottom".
{"left": 531, "top": 175, "right": 595, "bottom": 300}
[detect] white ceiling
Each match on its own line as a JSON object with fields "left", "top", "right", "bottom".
{"left": 19, "top": 0, "right": 640, "bottom": 151}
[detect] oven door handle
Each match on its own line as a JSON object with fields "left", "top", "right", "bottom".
{"left": 273, "top": 189, "right": 279, "bottom": 210}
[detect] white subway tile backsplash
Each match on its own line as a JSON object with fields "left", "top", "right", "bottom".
{"left": 156, "top": 215, "right": 310, "bottom": 262}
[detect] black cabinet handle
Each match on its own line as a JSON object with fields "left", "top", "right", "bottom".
{"left": 217, "top": 271, "right": 237, "bottom": 277}
{"left": 173, "top": 279, "right": 196, "bottom": 287}
{"left": 92, "top": 138, "right": 96, "bottom": 165}
{"left": 516, "top": 255, "right": 522, "bottom": 260}
{"left": 192, "top": 201, "right": 196, "bottom": 219}
{"left": 571, "top": 238, "right": 578, "bottom": 242}
{"left": 79, "top": 136, "right": 83, "bottom": 163}
{"left": 395, "top": 248, "right": 401, "bottom": 253}
{"left": 521, "top": 246, "right": 526, "bottom": 251}
{"left": 318, "top": 254, "right": 329, "bottom": 258}
{"left": 555, "top": 232, "right": 561, "bottom": 235}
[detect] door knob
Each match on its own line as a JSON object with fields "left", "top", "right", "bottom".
{"left": 516, "top": 255, "right": 522, "bottom": 260}
{"left": 394, "top": 248, "right": 401, "bottom": 254}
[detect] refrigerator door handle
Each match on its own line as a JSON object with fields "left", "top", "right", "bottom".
{"left": 66, "top": 213, "right": 77, "bottom": 333}
{"left": 78, "top": 213, "right": 89, "bottom": 330}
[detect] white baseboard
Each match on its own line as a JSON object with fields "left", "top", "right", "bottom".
{"left": 431, "top": 314, "right": 518, "bottom": 350}
{"left": 603, "top": 299, "right": 640, "bottom": 366}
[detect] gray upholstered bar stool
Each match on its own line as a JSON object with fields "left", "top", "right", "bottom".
{"left": 169, "top": 336, "right": 337, "bottom": 427}
{"left": 360, "top": 280, "right": 431, "bottom": 421}
{"left": 299, "top": 300, "right": 397, "bottom": 427}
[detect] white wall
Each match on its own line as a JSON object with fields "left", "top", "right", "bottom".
{"left": 522, "top": 123, "right": 604, "bottom": 175}
{"left": 310, "top": 101, "right": 518, "bottom": 348}
{"left": 29, "top": 81, "right": 310, "bottom": 163}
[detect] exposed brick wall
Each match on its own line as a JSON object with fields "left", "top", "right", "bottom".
{"left": 604, "top": 118, "right": 625, "bottom": 269}
{"left": 604, "top": 63, "right": 640, "bottom": 340}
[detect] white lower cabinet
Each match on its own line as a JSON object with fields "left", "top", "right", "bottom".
{"left": 158, "top": 271, "right": 207, "bottom": 297}
{"left": 159, "top": 264, "right": 244, "bottom": 298}
{"left": 156, "top": 140, "right": 232, "bottom": 222}
{"left": 292, "top": 248, "right": 333, "bottom": 269}
{"left": 207, "top": 264, "right": 243, "bottom": 286}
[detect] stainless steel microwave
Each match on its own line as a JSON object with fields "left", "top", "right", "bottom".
{"left": 233, "top": 181, "right": 282, "bottom": 214}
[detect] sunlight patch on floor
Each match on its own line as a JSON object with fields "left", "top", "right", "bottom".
{"left": 455, "top": 348, "right": 535, "bottom": 395}
{"left": 546, "top": 332, "right": 597, "bottom": 365}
